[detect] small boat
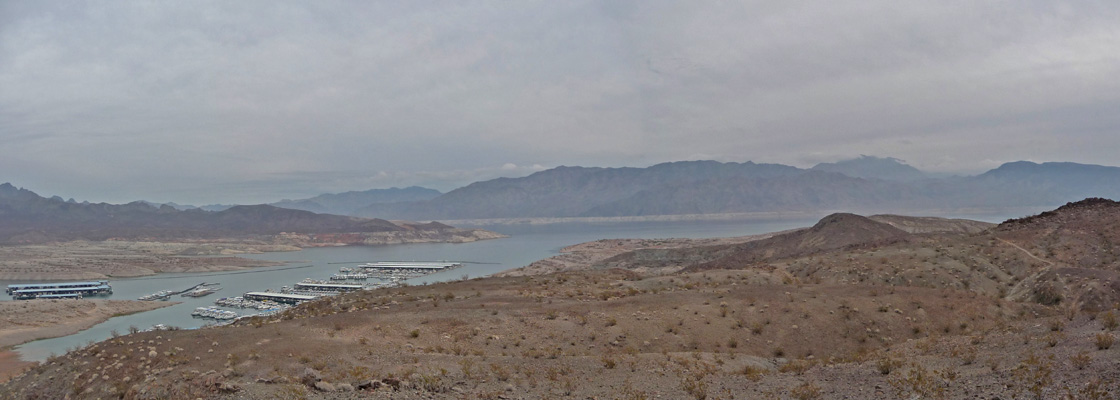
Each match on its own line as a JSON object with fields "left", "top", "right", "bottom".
{"left": 181, "top": 287, "right": 221, "bottom": 297}
{"left": 138, "top": 290, "right": 173, "bottom": 301}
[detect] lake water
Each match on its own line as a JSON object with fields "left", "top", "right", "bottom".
{"left": 6, "top": 212, "right": 1022, "bottom": 361}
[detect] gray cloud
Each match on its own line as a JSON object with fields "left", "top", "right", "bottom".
{"left": 2, "top": 1, "right": 1118, "bottom": 204}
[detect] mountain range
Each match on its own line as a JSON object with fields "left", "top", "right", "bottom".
{"left": 0, "top": 183, "right": 436, "bottom": 244}
{"left": 350, "top": 157, "right": 1120, "bottom": 220}
{"left": 9, "top": 156, "right": 1120, "bottom": 224}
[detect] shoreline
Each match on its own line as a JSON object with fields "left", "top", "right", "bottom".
{"left": 0, "top": 228, "right": 506, "bottom": 281}
{"left": 0, "top": 299, "right": 176, "bottom": 382}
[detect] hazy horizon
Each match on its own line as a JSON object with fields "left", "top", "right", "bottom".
{"left": 3, "top": 2, "right": 1118, "bottom": 204}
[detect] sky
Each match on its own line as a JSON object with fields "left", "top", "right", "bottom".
{"left": 2, "top": 1, "right": 1119, "bottom": 205}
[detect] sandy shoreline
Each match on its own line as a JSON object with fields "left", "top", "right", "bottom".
{"left": 0, "top": 299, "right": 174, "bottom": 381}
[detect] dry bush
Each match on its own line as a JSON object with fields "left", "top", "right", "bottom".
{"left": 889, "top": 364, "right": 951, "bottom": 400}
{"left": 1012, "top": 352, "right": 1054, "bottom": 400}
{"left": 1095, "top": 333, "right": 1114, "bottom": 350}
{"left": 778, "top": 360, "right": 813, "bottom": 375}
{"left": 1069, "top": 351, "right": 1091, "bottom": 370}
{"left": 741, "top": 365, "right": 767, "bottom": 381}
{"left": 877, "top": 358, "right": 903, "bottom": 375}
{"left": 1100, "top": 311, "right": 1118, "bottom": 331}
{"left": 790, "top": 381, "right": 822, "bottom": 400}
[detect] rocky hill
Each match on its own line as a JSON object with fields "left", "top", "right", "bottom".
{"left": 598, "top": 213, "right": 914, "bottom": 273}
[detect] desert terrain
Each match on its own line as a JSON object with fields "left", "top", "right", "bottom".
{"left": 0, "top": 299, "right": 175, "bottom": 381}
{"left": 1, "top": 201, "right": 1118, "bottom": 399}
{"left": 0, "top": 241, "right": 290, "bottom": 280}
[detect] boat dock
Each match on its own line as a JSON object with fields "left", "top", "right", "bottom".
{"left": 244, "top": 291, "right": 319, "bottom": 304}
{"left": 7, "top": 281, "right": 113, "bottom": 300}
{"left": 356, "top": 261, "right": 462, "bottom": 273}
{"left": 293, "top": 281, "right": 364, "bottom": 292}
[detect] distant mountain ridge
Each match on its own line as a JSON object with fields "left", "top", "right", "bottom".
{"left": 269, "top": 186, "right": 441, "bottom": 215}
{"left": 0, "top": 183, "right": 428, "bottom": 244}
{"left": 810, "top": 155, "right": 927, "bottom": 182}
{"left": 349, "top": 159, "right": 1120, "bottom": 220}
{"left": 148, "top": 186, "right": 442, "bottom": 214}
{"left": 13, "top": 157, "right": 1120, "bottom": 223}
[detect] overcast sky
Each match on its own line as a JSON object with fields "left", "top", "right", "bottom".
{"left": 2, "top": 1, "right": 1118, "bottom": 204}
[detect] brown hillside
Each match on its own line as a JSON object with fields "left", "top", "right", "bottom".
{"left": 597, "top": 213, "right": 910, "bottom": 274}
{"left": 868, "top": 214, "right": 995, "bottom": 234}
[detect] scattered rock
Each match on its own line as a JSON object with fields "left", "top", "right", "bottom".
{"left": 336, "top": 383, "right": 354, "bottom": 392}
{"left": 314, "top": 381, "right": 337, "bottom": 392}
{"left": 217, "top": 382, "right": 241, "bottom": 393}
{"left": 301, "top": 367, "right": 322, "bottom": 386}
{"left": 382, "top": 377, "right": 401, "bottom": 390}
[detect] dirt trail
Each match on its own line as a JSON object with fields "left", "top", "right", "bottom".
{"left": 998, "top": 238, "right": 1055, "bottom": 267}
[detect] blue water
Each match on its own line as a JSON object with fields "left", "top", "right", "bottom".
{"left": 3, "top": 213, "right": 1020, "bottom": 361}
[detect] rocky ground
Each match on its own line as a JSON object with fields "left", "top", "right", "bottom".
{"left": 0, "top": 299, "right": 174, "bottom": 381}
{"left": 2, "top": 268, "right": 1115, "bottom": 399}
{"left": 0, "top": 241, "right": 289, "bottom": 280}
{"left": 500, "top": 230, "right": 799, "bottom": 277}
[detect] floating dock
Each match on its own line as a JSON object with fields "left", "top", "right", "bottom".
{"left": 7, "top": 281, "right": 112, "bottom": 300}
{"left": 357, "top": 261, "right": 461, "bottom": 271}
{"left": 244, "top": 291, "right": 319, "bottom": 304}
{"left": 293, "top": 282, "right": 364, "bottom": 292}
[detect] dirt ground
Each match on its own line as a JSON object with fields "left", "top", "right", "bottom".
{"left": 501, "top": 229, "right": 799, "bottom": 277}
{"left": 0, "top": 241, "right": 290, "bottom": 280}
{"left": 0, "top": 299, "right": 174, "bottom": 381}
{"left": 3, "top": 268, "right": 1115, "bottom": 399}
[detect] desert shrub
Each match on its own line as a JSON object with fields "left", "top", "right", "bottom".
{"left": 1095, "top": 333, "right": 1114, "bottom": 350}
{"left": 1045, "top": 332, "right": 1064, "bottom": 348}
{"left": 790, "top": 381, "right": 822, "bottom": 400}
{"left": 414, "top": 374, "right": 449, "bottom": 393}
{"left": 778, "top": 360, "right": 812, "bottom": 375}
{"left": 1069, "top": 351, "right": 1091, "bottom": 370}
{"left": 489, "top": 363, "right": 511, "bottom": 381}
{"left": 1033, "top": 285, "right": 1062, "bottom": 306}
{"left": 1062, "top": 377, "right": 1114, "bottom": 400}
{"left": 601, "top": 355, "right": 617, "bottom": 369}
{"left": 680, "top": 375, "right": 708, "bottom": 400}
{"left": 888, "top": 364, "right": 950, "bottom": 400}
{"left": 877, "top": 358, "right": 903, "bottom": 375}
{"left": 409, "top": 329, "right": 420, "bottom": 338}
{"left": 1012, "top": 352, "right": 1053, "bottom": 400}
{"left": 750, "top": 322, "right": 764, "bottom": 335}
{"left": 742, "top": 365, "right": 767, "bottom": 381}
{"left": 1100, "top": 311, "right": 1118, "bottom": 331}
